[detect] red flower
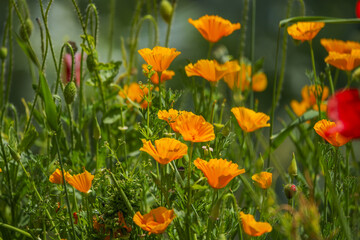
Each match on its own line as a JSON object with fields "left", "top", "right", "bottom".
{"left": 62, "top": 52, "right": 83, "bottom": 87}
{"left": 356, "top": 0, "right": 360, "bottom": 18}
{"left": 326, "top": 89, "right": 360, "bottom": 139}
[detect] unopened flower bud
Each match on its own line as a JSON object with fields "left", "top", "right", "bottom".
{"left": 19, "top": 18, "right": 34, "bottom": 41}
{"left": 8, "top": 145, "right": 20, "bottom": 162}
{"left": 0, "top": 47, "right": 7, "bottom": 60}
{"left": 352, "top": 67, "right": 360, "bottom": 82}
{"left": 160, "top": 0, "right": 173, "bottom": 24}
{"left": 284, "top": 184, "right": 297, "bottom": 199}
{"left": 255, "top": 155, "right": 264, "bottom": 172}
{"left": 288, "top": 153, "right": 298, "bottom": 177}
{"left": 64, "top": 81, "right": 77, "bottom": 104}
{"left": 86, "top": 53, "right": 98, "bottom": 72}
{"left": 93, "top": 116, "right": 101, "bottom": 140}
{"left": 66, "top": 41, "right": 78, "bottom": 54}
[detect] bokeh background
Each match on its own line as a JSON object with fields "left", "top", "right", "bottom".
{"left": 0, "top": 0, "right": 359, "bottom": 180}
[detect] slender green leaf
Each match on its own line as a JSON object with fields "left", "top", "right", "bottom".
{"left": 39, "top": 72, "right": 58, "bottom": 131}
{"left": 271, "top": 110, "right": 318, "bottom": 149}
{"left": 279, "top": 16, "right": 360, "bottom": 28}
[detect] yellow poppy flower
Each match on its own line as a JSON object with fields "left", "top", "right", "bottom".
{"left": 138, "top": 46, "right": 181, "bottom": 72}
{"left": 142, "top": 64, "right": 175, "bottom": 85}
{"left": 140, "top": 138, "right": 188, "bottom": 165}
{"left": 66, "top": 169, "right": 94, "bottom": 193}
{"left": 174, "top": 111, "right": 215, "bottom": 142}
{"left": 49, "top": 169, "right": 72, "bottom": 184}
{"left": 320, "top": 39, "right": 360, "bottom": 54}
{"left": 287, "top": 22, "right": 325, "bottom": 42}
{"left": 325, "top": 49, "right": 360, "bottom": 71}
{"left": 185, "top": 59, "right": 229, "bottom": 82}
{"left": 188, "top": 15, "right": 240, "bottom": 43}
{"left": 231, "top": 107, "right": 270, "bottom": 132}
{"left": 313, "top": 119, "right": 351, "bottom": 147}
{"left": 194, "top": 158, "right": 245, "bottom": 189}
{"left": 251, "top": 172, "right": 272, "bottom": 189}
{"left": 133, "top": 207, "right": 175, "bottom": 235}
{"left": 240, "top": 212, "right": 272, "bottom": 237}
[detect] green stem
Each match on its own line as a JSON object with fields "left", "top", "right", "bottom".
{"left": 239, "top": 0, "right": 249, "bottom": 59}
{"left": 107, "top": 0, "right": 115, "bottom": 61}
{"left": 0, "top": 222, "right": 34, "bottom": 239}
{"left": 267, "top": 29, "right": 281, "bottom": 169}
{"left": 325, "top": 64, "right": 335, "bottom": 95}
{"left": 308, "top": 40, "right": 321, "bottom": 117}
{"left": 108, "top": 171, "right": 135, "bottom": 216}
{"left": 346, "top": 71, "right": 352, "bottom": 88}
{"left": 165, "top": 0, "right": 177, "bottom": 47}
{"left": 206, "top": 189, "right": 218, "bottom": 240}
{"left": 187, "top": 142, "right": 194, "bottom": 240}
{"left": 275, "top": 0, "right": 293, "bottom": 106}
{"left": 345, "top": 144, "right": 350, "bottom": 218}
{"left": 322, "top": 153, "right": 352, "bottom": 240}
{"left": 54, "top": 135, "right": 76, "bottom": 240}
{"left": 249, "top": 0, "right": 256, "bottom": 109}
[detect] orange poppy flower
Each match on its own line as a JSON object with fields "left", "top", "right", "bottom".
{"left": 194, "top": 158, "right": 245, "bottom": 189}
{"left": 140, "top": 138, "right": 188, "bottom": 165}
{"left": 223, "top": 60, "right": 267, "bottom": 91}
{"left": 231, "top": 107, "right": 270, "bottom": 132}
{"left": 325, "top": 49, "right": 360, "bottom": 71}
{"left": 0, "top": 168, "right": 2, "bottom": 173}
{"left": 188, "top": 15, "right": 241, "bottom": 43}
{"left": 133, "top": 207, "right": 175, "bottom": 235}
{"left": 290, "top": 85, "right": 329, "bottom": 116}
{"left": 119, "top": 82, "right": 150, "bottom": 109}
{"left": 138, "top": 46, "right": 181, "bottom": 72}
{"left": 49, "top": 169, "right": 72, "bottom": 184}
{"left": 142, "top": 64, "right": 175, "bottom": 85}
{"left": 174, "top": 111, "right": 215, "bottom": 142}
{"left": 185, "top": 59, "right": 229, "bottom": 82}
{"left": 320, "top": 39, "right": 360, "bottom": 54}
{"left": 158, "top": 108, "right": 184, "bottom": 132}
{"left": 290, "top": 100, "right": 308, "bottom": 116}
{"left": 251, "top": 172, "right": 272, "bottom": 189}
{"left": 240, "top": 212, "right": 272, "bottom": 237}
{"left": 313, "top": 119, "right": 352, "bottom": 147}
{"left": 287, "top": 22, "right": 325, "bottom": 42}
{"left": 66, "top": 169, "right": 94, "bottom": 193}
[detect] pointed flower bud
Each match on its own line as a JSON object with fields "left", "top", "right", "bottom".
{"left": 288, "top": 153, "right": 298, "bottom": 177}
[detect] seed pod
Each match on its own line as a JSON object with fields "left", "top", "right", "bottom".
{"left": 64, "top": 81, "right": 77, "bottom": 104}
{"left": 160, "top": 0, "right": 173, "bottom": 24}
{"left": 284, "top": 184, "right": 297, "bottom": 199}
{"left": 0, "top": 47, "right": 7, "bottom": 60}
{"left": 19, "top": 18, "right": 34, "bottom": 41}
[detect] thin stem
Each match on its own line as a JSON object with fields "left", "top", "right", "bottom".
{"left": 187, "top": 142, "right": 194, "bottom": 240}
{"left": 0, "top": 222, "right": 34, "bottom": 239}
{"left": 165, "top": 0, "right": 177, "bottom": 47}
{"left": 239, "top": 0, "right": 249, "bottom": 59}
{"left": 249, "top": 0, "right": 256, "bottom": 109}
{"left": 267, "top": 29, "right": 281, "bottom": 168}
{"left": 207, "top": 42, "right": 214, "bottom": 59}
{"left": 107, "top": 0, "right": 115, "bottom": 61}
{"left": 275, "top": 0, "right": 293, "bottom": 106}
{"left": 206, "top": 189, "right": 218, "bottom": 240}
{"left": 325, "top": 64, "right": 335, "bottom": 95}
{"left": 54, "top": 135, "right": 76, "bottom": 240}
